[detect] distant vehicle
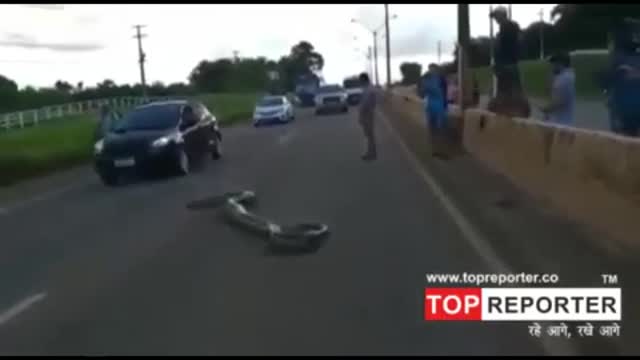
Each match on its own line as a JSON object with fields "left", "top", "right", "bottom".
{"left": 253, "top": 95, "right": 294, "bottom": 127}
{"left": 343, "top": 76, "right": 364, "bottom": 106}
{"left": 93, "top": 100, "right": 222, "bottom": 186}
{"left": 295, "top": 73, "right": 320, "bottom": 107}
{"left": 314, "top": 84, "right": 349, "bottom": 115}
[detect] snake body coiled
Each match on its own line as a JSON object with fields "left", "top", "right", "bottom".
{"left": 187, "top": 190, "right": 329, "bottom": 252}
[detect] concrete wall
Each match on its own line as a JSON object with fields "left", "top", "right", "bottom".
{"left": 386, "top": 88, "right": 640, "bottom": 255}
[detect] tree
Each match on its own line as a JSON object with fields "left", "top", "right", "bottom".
{"left": 451, "top": 36, "right": 492, "bottom": 70}
{"left": 0, "top": 75, "right": 19, "bottom": 113}
{"left": 0, "top": 74, "right": 18, "bottom": 94}
{"left": 279, "top": 41, "right": 324, "bottom": 91}
{"left": 149, "top": 81, "right": 168, "bottom": 96}
{"left": 54, "top": 80, "right": 73, "bottom": 94}
{"left": 399, "top": 62, "right": 422, "bottom": 85}
{"left": 549, "top": 4, "right": 640, "bottom": 52}
{"left": 188, "top": 58, "right": 236, "bottom": 92}
{"left": 97, "top": 79, "right": 116, "bottom": 89}
{"left": 521, "top": 21, "right": 558, "bottom": 60}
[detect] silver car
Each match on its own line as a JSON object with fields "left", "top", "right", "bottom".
{"left": 253, "top": 95, "right": 294, "bottom": 127}
{"left": 314, "top": 84, "right": 349, "bottom": 115}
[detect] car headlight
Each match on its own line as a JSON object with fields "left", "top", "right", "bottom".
{"left": 94, "top": 139, "right": 104, "bottom": 154}
{"left": 151, "top": 132, "right": 181, "bottom": 148}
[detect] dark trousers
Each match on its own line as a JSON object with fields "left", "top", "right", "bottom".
{"left": 360, "top": 118, "right": 377, "bottom": 156}
{"left": 494, "top": 63, "right": 523, "bottom": 97}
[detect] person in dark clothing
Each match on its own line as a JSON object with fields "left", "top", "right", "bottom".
{"left": 490, "top": 6, "right": 522, "bottom": 95}
{"left": 487, "top": 6, "right": 530, "bottom": 117}
{"left": 358, "top": 72, "right": 379, "bottom": 161}
{"left": 603, "top": 17, "right": 640, "bottom": 136}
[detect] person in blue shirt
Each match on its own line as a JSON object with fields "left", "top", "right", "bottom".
{"left": 420, "top": 63, "right": 447, "bottom": 138}
{"left": 542, "top": 53, "right": 576, "bottom": 126}
{"left": 604, "top": 18, "right": 640, "bottom": 137}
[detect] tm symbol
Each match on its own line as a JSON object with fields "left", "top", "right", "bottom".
{"left": 601, "top": 274, "right": 618, "bottom": 285}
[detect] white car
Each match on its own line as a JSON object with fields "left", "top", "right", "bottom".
{"left": 345, "top": 86, "right": 364, "bottom": 106}
{"left": 253, "top": 96, "right": 295, "bottom": 127}
{"left": 314, "top": 84, "right": 349, "bottom": 115}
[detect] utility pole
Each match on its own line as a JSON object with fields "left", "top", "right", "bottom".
{"left": 508, "top": 4, "right": 512, "bottom": 19}
{"left": 373, "top": 31, "right": 379, "bottom": 86}
{"left": 489, "top": 4, "right": 496, "bottom": 97}
{"left": 367, "top": 46, "right": 373, "bottom": 78}
{"left": 457, "top": 4, "right": 471, "bottom": 110}
{"left": 233, "top": 50, "right": 240, "bottom": 63}
{"left": 133, "top": 25, "right": 147, "bottom": 98}
{"left": 384, "top": 3, "right": 391, "bottom": 87}
{"left": 538, "top": 8, "right": 545, "bottom": 60}
{"left": 437, "top": 40, "right": 442, "bottom": 63}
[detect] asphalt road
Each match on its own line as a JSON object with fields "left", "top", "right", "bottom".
{"left": 0, "top": 107, "right": 623, "bottom": 355}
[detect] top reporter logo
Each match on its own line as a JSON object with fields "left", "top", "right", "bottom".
{"left": 424, "top": 288, "right": 621, "bottom": 321}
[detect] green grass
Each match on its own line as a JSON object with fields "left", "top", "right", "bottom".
{"left": 0, "top": 114, "right": 97, "bottom": 186}
{"left": 0, "top": 92, "right": 260, "bottom": 186}
{"left": 473, "top": 54, "right": 609, "bottom": 100}
{"left": 197, "top": 92, "right": 260, "bottom": 126}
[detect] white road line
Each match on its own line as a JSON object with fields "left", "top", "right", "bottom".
{"left": 0, "top": 292, "right": 47, "bottom": 326}
{"left": 277, "top": 130, "right": 295, "bottom": 146}
{"left": 378, "top": 111, "right": 509, "bottom": 273}
{"left": 378, "top": 110, "right": 576, "bottom": 356}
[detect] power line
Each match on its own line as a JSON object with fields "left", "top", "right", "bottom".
{"left": 133, "top": 24, "right": 148, "bottom": 98}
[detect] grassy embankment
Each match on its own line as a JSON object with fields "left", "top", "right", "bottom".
{"left": 472, "top": 53, "right": 609, "bottom": 101}
{"left": 0, "top": 92, "right": 259, "bottom": 186}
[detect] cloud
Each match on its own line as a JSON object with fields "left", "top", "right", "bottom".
{"left": 20, "top": 4, "right": 64, "bottom": 10}
{"left": 0, "top": 32, "right": 104, "bottom": 52}
{"left": 391, "top": 25, "right": 453, "bottom": 56}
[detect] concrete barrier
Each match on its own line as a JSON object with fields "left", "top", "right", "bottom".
{"left": 384, "top": 87, "right": 640, "bottom": 255}
{"left": 463, "top": 109, "right": 640, "bottom": 255}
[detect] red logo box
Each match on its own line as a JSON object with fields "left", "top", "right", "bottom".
{"left": 424, "top": 288, "right": 482, "bottom": 321}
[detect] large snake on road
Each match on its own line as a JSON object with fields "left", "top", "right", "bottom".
{"left": 186, "top": 191, "right": 329, "bottom": 253}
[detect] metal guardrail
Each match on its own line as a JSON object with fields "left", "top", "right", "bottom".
{"left": 0, "top": 96, "right": 175, "bottom": 132}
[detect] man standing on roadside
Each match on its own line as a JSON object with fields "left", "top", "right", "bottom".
{"left": 358, "top": 72, "right": 378, "bottom": 161}
{"left": 488, "top": 6, "right": 531, "bottom": 117}
{"left": 542, "top": 53, "right": 576, "bottom": 126}
{"left": 419, "top": 64, "right": 449, "bottom": 158}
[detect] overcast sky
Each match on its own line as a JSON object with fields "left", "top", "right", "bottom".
{"left": 0, "top": 4, "right": 557, "bottom": 89}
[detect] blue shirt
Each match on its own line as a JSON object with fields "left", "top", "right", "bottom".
{"left": 549, "top": 69, "right": 576, "bottom": 126}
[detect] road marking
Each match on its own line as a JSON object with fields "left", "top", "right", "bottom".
{"left": 277, "top": 130, "right": 295, "bottom": 146}
{"left": 379, "top": 110, "right": 577, "bottom": 356}
{"left": 378, "top": 111, "right": 509, "bottom": 273}
{"left": 0, "top": 292, "right": 47, "bottom": 326}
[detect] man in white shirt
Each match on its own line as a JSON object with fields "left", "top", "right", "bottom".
{"left": 542, "top": 53, "right": 576, "bottom": 126}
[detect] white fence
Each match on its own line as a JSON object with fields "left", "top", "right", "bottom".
{"left": 0, "top": 96, "right": 176, "bottom": 132}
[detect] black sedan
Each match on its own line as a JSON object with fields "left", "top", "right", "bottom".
{"left": 93, "top": 100, "right": 222, "bottom": 186}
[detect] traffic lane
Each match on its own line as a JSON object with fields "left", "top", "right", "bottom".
{"left": 0, "top": 122, "right": 295, "bottom": 317}
{"left": 1, "top": 109, "right": 544, "bottom": 355}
